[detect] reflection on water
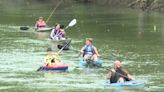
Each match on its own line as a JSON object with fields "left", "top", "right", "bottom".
{"left": 137, "top": 11, "right": 144, "bottom": 39}
{"left": 0, "top": 1, "right": 164, "bottom": 92}
{"left": 35, "top": 32, "right": 49, "bottom": 40}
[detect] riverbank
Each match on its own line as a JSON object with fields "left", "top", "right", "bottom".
{"left": 75, "top": 0, "right": 164, "bottom": 12}
{"left": 1, "top": 0, "right": 164, "bottom": 12}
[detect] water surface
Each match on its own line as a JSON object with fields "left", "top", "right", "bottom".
{"left": 0, "top": 1, "right": 164, "bottom": 92}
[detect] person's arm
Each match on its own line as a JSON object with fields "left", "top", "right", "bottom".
{"left": 53, "top": 53, "right": 61, "bottom": 63}
{"left": 45, "top": 24, "right": 48, "bottom": 27}
{"left": 106, "top": 71, "right": 112, "bottom": 80}
{"left": 44, "top": 57, "right": 48, "bottom": 65}
{"left": 56, "top": 54, "right": 61, "bottom": 62}
{"left": 44, "top": 56, "right": 52, "bottom": 66}
{"left": 50, "top": 29, "right": 55, "bottom": 39}
{"left": 127, "top": 74, "right": 135, "bottom": 80}
{"left": 94, "top": 47, "right": 100, "bottom": 57}
{"left": 80, "top": 47, "right": 84, "bottom": 54}
{"left": 34, "top": 22, "right": 38, "bottom": 29}
{"left": 122, "top": 68, "right": 135, "bottom": 80}
{"left": 44, "top": 21, "right": 48, "bottom": 27}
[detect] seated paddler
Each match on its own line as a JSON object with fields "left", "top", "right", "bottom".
{"left": 80, "top": 38, "right": 101, "bottom": 65}
{"left": 44, "top": 48, "right": 61, "bottom": 67}
{"left": 106, "top": 60, "right": 135, "bottom": 83}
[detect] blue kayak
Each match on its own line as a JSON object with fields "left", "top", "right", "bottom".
{"left": 80, "top": 60, "right": 103, "bottom": 67}
{"left": 103, "top": 80, "right": 145, "bottom": 87}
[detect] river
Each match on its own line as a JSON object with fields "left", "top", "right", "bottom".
{"left": 0, "top": 1, "right": 164, "bottom": 92}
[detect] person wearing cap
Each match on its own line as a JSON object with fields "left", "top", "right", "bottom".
{"left": 35, "top": 17, "right": 47, "bottom": 29}
{"left": 106, "top": 60, "right": 135, "bottom": 83}
{"left": 44, "top": 48, "right": 61, "bottom": 67}
{"left": 80, "top": 38, "right": 100, "bottom": 63}
{"left": 50, "top": 24, "right": 66, "bottom": 41}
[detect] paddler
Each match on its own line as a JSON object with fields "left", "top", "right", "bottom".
{"left": 59, "top": 25, "right": 66, "bottom": 40}
{"left": 35, "top": 17, "right": 47, "bottom": 29}
{"left": 80, "top": 38, "right": 100, "bottom": 63}
{"left": 44, "top": 48, "right": 61, "bottom": 67}
{"left": 50, "top": 24, "right": 66, "bottom": 41}
{"left": 106, "top": 60, "right": 135, "bottom": 83}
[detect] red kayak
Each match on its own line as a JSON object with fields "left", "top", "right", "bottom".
{"left": 37, "top": 64, "right": 68, "bottom": 71}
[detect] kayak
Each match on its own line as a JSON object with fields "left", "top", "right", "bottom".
{"left": 51, "top": 38, "right": 71, "bottom": 43}
{"left": 37, "top": 65, "right": 68, "bottom": 71}
{"left": 103, "top": 80, "right": 145, "bottom": 87}
{"left": 55, "top": 38, "right": 72, "bottom": 50}
{"left": 80, "top": 60, "right": 103, "bottom": 67}
{"left": 57, "top": 44, "right": 69, "bottom": 50}
{"left": 35, "top": 27, "right": 52, "bottom": 32}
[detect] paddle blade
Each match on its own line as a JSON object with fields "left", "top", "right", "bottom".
{"left": 65, "top": 19, "right": 77, "bottom": 29}
{"left": 67, "top": 19, "right": 77, "bottom": 27}
{"left": 20, "top": 26, "right": 29, "bottom": 30}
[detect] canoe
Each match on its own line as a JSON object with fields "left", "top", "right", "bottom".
{"left": 37, "top": 65, "right": 68, "bottom": 71}
{"left": 103, "top": 80, "right": 145, "bottom": 87}
{"left": 80, "top": 60, "right": 103, "bottom": 67}
{"left": 35, "top": 27, "right": 52, "bottom": 32}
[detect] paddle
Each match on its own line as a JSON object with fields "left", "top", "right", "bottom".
{"left": 110, "top": 69, "right": 129, "bottom": 79}
{"left": 57, "top": 40, "right": 72, "bottom": 54}
{"left": 100, "top": 55, "right": 116, "bottom": 60}
{"left": 57, "top": 45, "right": 80, "bottom": 52}
{"left": 84, "top": 59, "right": 102, "bottom": 68}
{"left": 65, "top": 19, "right": 77, "bottom": 30}
{"left": 46, "top": 0, "right": 63, "bottom": 23}
{"left": 68, "top": 47, "right": 109, "bottom": 60}
{"left": 57, "top": 44, "right": 69, "bottom": 50}
{"left": 20, "top": 26, "right": 29, "bottom": 31}
{"left": 70, "top": 48, "right": 81, "bottom": 53}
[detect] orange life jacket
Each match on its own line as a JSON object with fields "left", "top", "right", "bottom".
{"left": 37, "top": 20, "right": 46, "bottom": 27}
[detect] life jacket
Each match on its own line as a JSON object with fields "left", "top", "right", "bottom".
{"left": 53, "top": 28, "right": 61, "bottom": 36}
{"left": 53, "top": 28, "right": 65, "bottom": 39}
{"left": 83, "top": 45, "right": 95, "bottom": 56}
{"left": 37, "top": 20, "right": 46, "bottom": 28}
{"left": 45, "top": 54, "right": 60, "bottom": 67}
{"left": 110, "top": 68, "right": 130, "bottom": 83}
